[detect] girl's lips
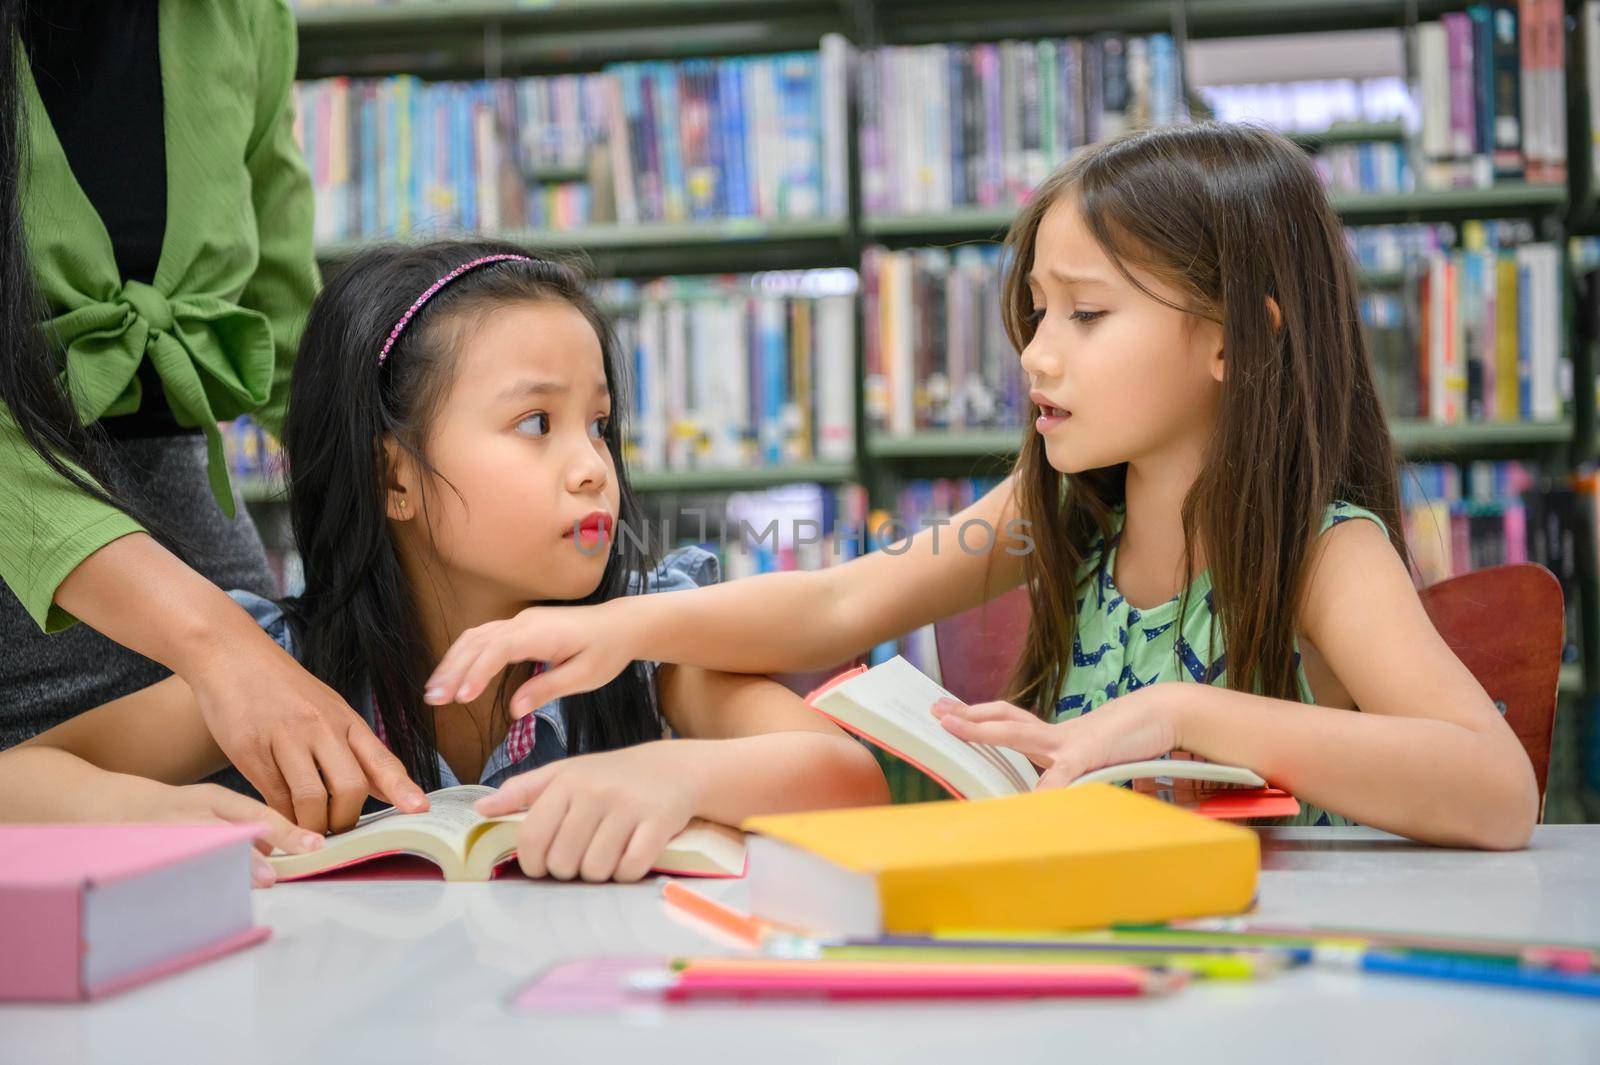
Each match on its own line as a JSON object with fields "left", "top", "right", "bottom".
{"left": 1035, "top": 404, "right": 1071, "bottom": 433}
{"left": 566, "top": 512, "right": 614, "bottom": 543}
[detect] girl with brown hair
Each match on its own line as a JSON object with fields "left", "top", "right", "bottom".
{"left": 426, "top": 122, "right": 1538, "bottom": 849}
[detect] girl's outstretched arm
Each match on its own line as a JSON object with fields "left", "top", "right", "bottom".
{"left": 936, "top": 518, "right": 1539, "bottom": 850}
{"left": 0, "top": 671, "right": 407, "bottom": 840}
{"left": 429, "top": 476, "right": 1030, "bottom": 714}
{"left": 0, "top": 681, "right": 326, "bottom": 883}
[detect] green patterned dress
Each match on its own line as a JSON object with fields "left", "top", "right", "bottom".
{"left": 1052, "top": 500, "right": 1385, "bottom": 827}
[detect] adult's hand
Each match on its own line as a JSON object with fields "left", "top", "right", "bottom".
{"left": 187, "top": 631, "right": 429, "bottom": 833}
{"left": 54, "top": 532, "right": 428, "bottom": 833}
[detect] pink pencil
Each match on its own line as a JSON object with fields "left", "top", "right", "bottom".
{"left": 629, "top": 966, "right": 1185, "bottom": 1002}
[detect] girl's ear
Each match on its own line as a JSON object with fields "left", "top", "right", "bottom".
{"left": 1212, "top": 296, "right": 1282, "bottom": 385}
{"left": 382, "top": 437, "right": 416, "bottom": 522}
{"left": 1205, "top": 317, "right": 1227, "bottom": 385}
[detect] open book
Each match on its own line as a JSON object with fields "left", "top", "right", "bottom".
{"left": 268, "top": 786, "right": 748, "bottom": 882}
{"left": 806, "top": 657, "right": 1299, "bottom": 820}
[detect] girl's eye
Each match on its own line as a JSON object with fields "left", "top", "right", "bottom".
{"left": 1070, "top": 310, "right": 1107, "bottom": 324}
{"left": 1027, "top": 307, "right": 1046, "bottom": 325}
{"left": 517, "top": 412, "right": 550, "bottom": 436}
{"left": 590, "top": 415, "right": 609, "bottom": 439}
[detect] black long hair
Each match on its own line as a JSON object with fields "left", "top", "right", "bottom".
{"left": 1, "top": 1, "right": 162, "bottom": 540}
{"left": 281, "top": 239, "right": 662, "bottom": 789}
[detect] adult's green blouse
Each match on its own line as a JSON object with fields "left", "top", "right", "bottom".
{"left": 0, "top": 0, "right": 319, "bottom": 633}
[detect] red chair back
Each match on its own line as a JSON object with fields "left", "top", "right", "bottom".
{"left": 931, "top": 585, "right": 1032, "bottom": 706}
{"left": 1418, "top": 563, "right": 1563, "bottom": 812}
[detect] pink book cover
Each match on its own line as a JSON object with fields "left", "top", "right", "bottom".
{"left": 0, "top": 823, "right": 267, "bottom": 1002}
{"left": 1443, "top": 13, "right": 1477, "bottom": 163}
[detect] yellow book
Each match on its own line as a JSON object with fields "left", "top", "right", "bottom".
{"left": 741, "top": 784, "right": 1258, "bottom": 937}
{"left": 1495, "top": 252, "right": 1520, "bottom": 419}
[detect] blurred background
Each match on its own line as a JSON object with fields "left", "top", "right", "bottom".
{"left": 225, "top": 1, "right": 1600, "bottom": 819}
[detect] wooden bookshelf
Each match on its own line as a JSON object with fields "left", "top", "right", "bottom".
{"left": 288, "top": 1, "right": 1598, "bottom": 724}
{"left": 866, "top": 420, "right": 1575, "bottom": 462}
{"left": 1286, "top": 120, "right": 1406, "bottom": 147}
{"left": 631, "top": 461, "right": 859, "bottom": 492}
{"left": 238, "top": 462, "right": 861, "bottom": 503}
{"left": 1387, "top": 419, "right": 1573, "bottom": 455}
{"left": 316, "top": 217, "right": 855, "bottom": 277}
{"left": 1328, "top": 182, "right": 1569, "bottom": 223}
{"left": 871, "top": 0, "right": 1468, "bottom": 46}
{"left": 863, "top": 183, "right": 1569, "bottom": 247}
{"left": 295, "top": 0, "right": 851, "bottom": 78}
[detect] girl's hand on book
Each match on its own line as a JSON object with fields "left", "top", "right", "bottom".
{"left": 475, "top": 741, "right": 696, "bottom": 883}
{"left": 424, "top": 602, "right": 634, "bottom": 719}
{"left": 127, "top": 782, "right": 325, "bottom": 888}
{"left": 933, "top": 685, "right": 1181, "bottom": 789}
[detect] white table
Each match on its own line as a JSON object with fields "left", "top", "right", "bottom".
{"left": 4, "top": 827, "right": 1598, "bottom": 1065}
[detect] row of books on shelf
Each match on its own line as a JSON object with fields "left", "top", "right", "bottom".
{"left": 858, "top": 35, "right": 1184, "bottom": 216}
{"left": 863, "top": 245, "right": 1022, "bottom": 435}
{"left": 1312, "top": 141, "right": 1412, "bottom": 197}
{"left": 863, "top": 227, "right": 1567, "bottom": 436}
{"left": 607, "top": 270, "right": 858, "bottom": 473}
{"left": 1414, "top": 2, "right": 1567, "bottom": 188}
{"left": 288, "top": 20, "right": 1585, "bottom": 248}
{"left": 1406, "top": 461, "right": 1584, "bottom": 663}
{"left": 1346, "top": 224, "right": 1455, "bottom": 274}
{"left": 1361, "top": 224, "right": 1565, "bottom": 424}
{"left": 293, "top": 39, "right": 850, "bottom": 241}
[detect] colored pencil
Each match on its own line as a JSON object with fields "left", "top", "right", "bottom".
{"left": 760, "top": 941, "right": 1296, "bottom": 979}
{"left": 627, "top": 962, "right": 1185, "bottom": 1001}
{"left": 1117, "top": 920, "right": 1599, "bottom": 973}
{"left": 659, "top": 880, "right": 780, "bottom": 946}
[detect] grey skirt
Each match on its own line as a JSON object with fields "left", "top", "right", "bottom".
{"left": 0, "top": 434, "right": 276, "bottom": 777}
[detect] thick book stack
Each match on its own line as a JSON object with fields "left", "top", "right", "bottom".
{"left": 293, "top": 38, "right": 850, "bottom": 243}
{"left": 1359, "top": 223, "right": 1564, "bottom": 424}
{"left": 606, "top": 269, "right": 857, "bottom": 474}
{"left": 862, "top": 245, "right": 1025, "bottom": 435}
{"left": 858, "top": 35, "right": 1185, "bottom": 216}
{"left": 1414, "top": 2, "right": 1566, "bottom": 188}
{"left": 1405, "top": 461, "right": 1584, "bottom": 663}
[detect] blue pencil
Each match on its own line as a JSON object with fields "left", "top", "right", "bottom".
{"left": 1326, "top": 948, "right": 1600, "bottom": 998}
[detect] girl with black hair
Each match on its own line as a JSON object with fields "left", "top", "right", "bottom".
{"left": 0, "top": 240, "right": 887, "bottom": 885}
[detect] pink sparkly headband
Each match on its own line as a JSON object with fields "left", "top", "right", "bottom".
{"left": 377, "top": 254, "right": 534, "bottom": 365}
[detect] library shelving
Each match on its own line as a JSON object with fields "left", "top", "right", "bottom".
{"left": 279, "top": 0, "right": 1599, "bottom": 816}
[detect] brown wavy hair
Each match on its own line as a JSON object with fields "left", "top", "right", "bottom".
{"left": 1002, "top": 122, "right": 1407, "bottom": 716}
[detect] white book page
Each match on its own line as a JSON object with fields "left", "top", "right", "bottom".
{"left": 816, "top": 656, "right": 1038, "bottom": 796}
{"left": 1071, "top": 759, "right": 1265, "bottom": 788}
{"left": 315, "top": 785, "right": 494, "bottom": 859}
